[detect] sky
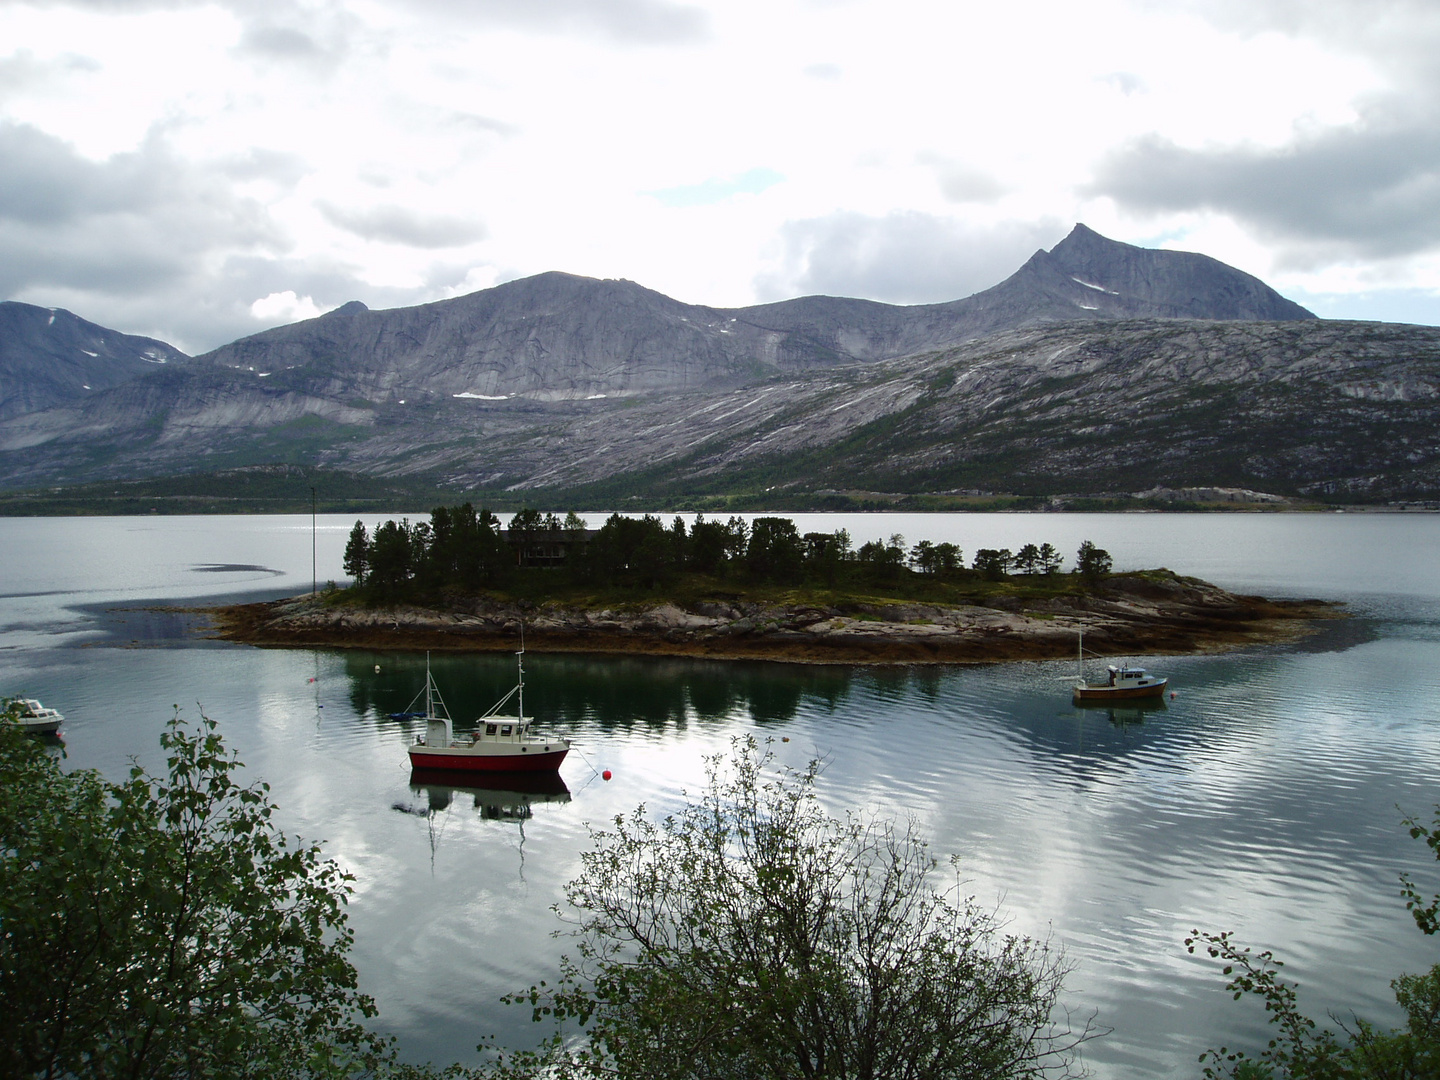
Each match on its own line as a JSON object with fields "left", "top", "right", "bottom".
{"left": 1, "top": 0, "right": 1438, "bottom": 354}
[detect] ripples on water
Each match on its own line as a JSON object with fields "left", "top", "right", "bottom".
{"left": 5, "top": 514, "right": 1440, "bottom": 1078}
{"left": 14, "top": 638, "right": 1437, "bottom": 1077}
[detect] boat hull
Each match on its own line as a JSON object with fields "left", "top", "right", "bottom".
{"left": 406, "top": 745, "right": 569, "bottom": 772}
{"left": 1072, "top": 679, "right": 1168, "bottom": 702}
{"left": 14, "top": 717, "right": 62, "bottom": 734}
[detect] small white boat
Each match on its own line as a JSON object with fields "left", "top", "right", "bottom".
{"left": 1070, "top": 630, "right": 1168, "bottom": 703}
{"left": 8, "top": 698, "right": 63, "bottom": 734}
{"left": 405, "top": 651, "right": 570, "bottom": 773}
{"left": 1073, "top": 665, "right": 1168, "bottom": 702}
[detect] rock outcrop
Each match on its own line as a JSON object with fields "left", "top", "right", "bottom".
{"left": 208, "top": 573, "right": 1339, "bottom": 665}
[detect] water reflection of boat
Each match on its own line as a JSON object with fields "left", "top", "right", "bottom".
{"left": 1070, "top": 630, "right": 1168, "bottom": 703}
{"left": 1074, "top": 696, "right": 1168, "bottom": 727}
{"left": 405, "top": 650, "right": 571, "bottom": 773}
{"left": 408, "top": 768, "right": 572, "bottom": 817}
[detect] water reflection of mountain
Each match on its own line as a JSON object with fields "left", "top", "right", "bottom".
{"left": 339, "top": 650, "right": 858, "bottom": 731}
{"left": 408, "top": 768, "right": 571, "bottom": 818}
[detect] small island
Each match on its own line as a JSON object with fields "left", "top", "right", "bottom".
{"left": 209, "top": 508, "right": 1340, "bottom": 664}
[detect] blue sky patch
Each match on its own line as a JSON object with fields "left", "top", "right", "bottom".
{"left": 648, "top": 167, "right": 785, "bottom": 208}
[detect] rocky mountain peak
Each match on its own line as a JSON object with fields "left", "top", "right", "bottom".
{"left": 1039, "top": 223, "right": 1316, "bottom": 321}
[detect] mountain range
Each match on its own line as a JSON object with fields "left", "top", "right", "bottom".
{"left": 3, "top": 224, "right": 1439, "bottom": 506}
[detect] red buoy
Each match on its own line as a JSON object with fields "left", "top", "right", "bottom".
{"left": 602, "top": 769, "right": 612, "bottom": 781}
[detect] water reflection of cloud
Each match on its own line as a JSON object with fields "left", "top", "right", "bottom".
{"left": 13, "top": 518, "right": 1440, "bottom": 1079}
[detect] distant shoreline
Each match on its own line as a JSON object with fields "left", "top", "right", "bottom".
{"left": 206, "top": 573, "right": 1343, "bottom": 666}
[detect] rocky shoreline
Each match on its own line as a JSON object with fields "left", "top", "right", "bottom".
{"left": 207, "top": 572, "right": 1342, "bottom": 665}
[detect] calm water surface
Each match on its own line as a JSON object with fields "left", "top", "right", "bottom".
{"left": 2, "top": 512, "right": 1439, "bottom": 1078}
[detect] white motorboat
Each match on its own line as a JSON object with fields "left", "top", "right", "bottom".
{"left": 8, "top": 698, "right": 63, "bottom": 734}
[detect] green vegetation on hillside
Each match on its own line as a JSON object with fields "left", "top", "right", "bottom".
{"left": 0, "top": 465, "right": 455, "bottom": 516}
{"left": 0, "top": 463, "right": 1349, "bottom": 518}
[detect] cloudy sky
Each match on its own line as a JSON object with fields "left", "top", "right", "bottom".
{"left": 2, "top": 0, "right": 1438, "bottom": 353}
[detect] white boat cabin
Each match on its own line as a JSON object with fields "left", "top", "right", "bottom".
{"left": 1103, "top": 665, "right": 1156, "bottom": 687}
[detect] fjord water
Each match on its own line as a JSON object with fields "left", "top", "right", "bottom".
{"left": 3, "top": 512, "right": 1439, "bottom": 1078}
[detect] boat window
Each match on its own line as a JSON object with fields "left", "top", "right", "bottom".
{"left": 486, "top": 724, "right": 498, "bottom": 736}
{"left": 500, "top": 725, "right": 513, "bottom": 736}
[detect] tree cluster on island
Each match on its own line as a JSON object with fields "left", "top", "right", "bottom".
{"left": 340, "top": 505, "right": 1116, "bottom": 601}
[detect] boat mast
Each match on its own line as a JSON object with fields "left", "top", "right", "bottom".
{"left": 517, "top": 648, "right": 524, "bottom": 722}
{"left": 517, "top": 620, "right": 525, "bottom": 722}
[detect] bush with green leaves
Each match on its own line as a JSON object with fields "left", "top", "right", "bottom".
{"left": 0, "top": 700, "right": 415, "bottom": 1080}
{"left": 500, "top": 737, "right": 1096, "bottom": 1080}
{"left": 1187, "top": 807, "right": 1440, "bottom": 1079}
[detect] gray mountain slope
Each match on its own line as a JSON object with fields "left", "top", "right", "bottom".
{"left": 1036, "top": 223, "right": 1315, "bottom": 321}
{"left": 4, "top": 318, "right": 1438, "bottom": 503}
{"left": 6, "top": 224, "right": 1392, "bottom": 500}
{"left": 193, "top": 224, "right": 1315, "bottom": 404}
{"left": 201, "top": 274, "right": 781, "bottom": 403}
{"left": 0, "top": 302, "right": 190, "bottom": 420}
{"left": 0, "top": 224, "right": 1314, "bottom": 430}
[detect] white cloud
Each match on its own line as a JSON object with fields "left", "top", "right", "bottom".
{"left": 756, "top": 212, "right": 1066, "bottom": 305}
{"left": 250, "top": 290, "right": 323, "bottom": 324}
{"left": 396, "top": 0, "right": 711, "bottom": 43}
{"left": 316, "top": 202, "right": 487, "bottom": 248}
{"left": 0, "top": 0, "right": 1436, "bottom": 348}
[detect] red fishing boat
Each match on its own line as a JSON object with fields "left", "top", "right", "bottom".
{"left": 405, "top": 651, "right": 570, "bottom": 773}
